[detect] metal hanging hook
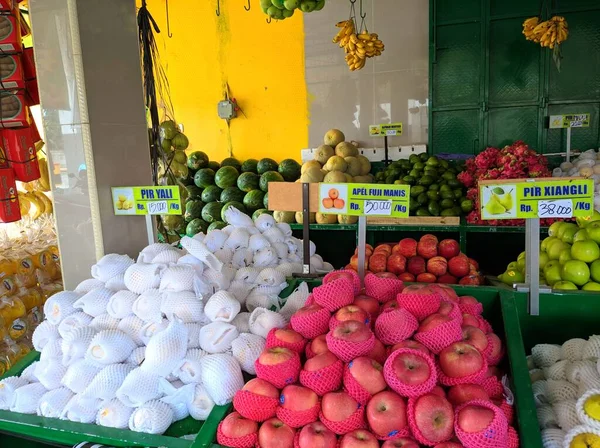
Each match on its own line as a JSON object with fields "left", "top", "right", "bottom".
{"left": 216, "top": 0, "right": 220, "bottom": 16}
{"left": 244, "top": 0, "right": 251, "bottom": 11}
{"left": 359, "top": 0, "right": 366, "bottom": 19}
{"left": 266, "top": 16, "right": 271, "bottom": 23}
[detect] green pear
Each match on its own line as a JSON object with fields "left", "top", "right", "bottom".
{"left": 498, "top": 190, "right": 513, "bottom": 212}
{"left": 283, "top": 0, "right": 299, "bottom": 9}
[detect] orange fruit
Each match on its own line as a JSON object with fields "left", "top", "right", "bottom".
{"left": 322, "top": 198, "right": 334, "bottom": 209}
{"left": 329, "top": 188, "right": 339, "bottom": 200}
{"left": 334, "top": 198, "right": 345, "bottom": 209}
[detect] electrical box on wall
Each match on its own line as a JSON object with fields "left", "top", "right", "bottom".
{"left": 218, "top": 99, "right": 237, "bottom": 120}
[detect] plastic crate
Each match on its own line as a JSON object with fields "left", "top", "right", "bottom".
{"left": 0, "top": 347, "right": 230, "bottom": 447}
{"left": 282, "top": 279, "right": 541, "bottom": 448}
{"left": 500, "top": 289, "right": 600, "bottom": 448}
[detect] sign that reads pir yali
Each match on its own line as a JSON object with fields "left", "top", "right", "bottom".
{"left": 111, "top": 186, "right": 181, "bottom": 216}
{"left": 479, "top": 178, "right": 594, "bottom": 220}
{"left": 319, "top": 183, "right": 410, "bottom": 217}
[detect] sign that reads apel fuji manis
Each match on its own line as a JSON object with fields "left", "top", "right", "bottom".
{"left": 479, "top": 178, "right": 594, "bottom": 220}
{"left": 319, "top": 183, "right": 410, "bottom": 217}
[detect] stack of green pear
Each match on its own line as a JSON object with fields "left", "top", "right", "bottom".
{"left": 498, "top": 211, "right": 600, "bottom": 292}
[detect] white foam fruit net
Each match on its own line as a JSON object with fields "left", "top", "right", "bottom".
{"left": 62, "top": 327, "right": 97, "bottom": 366}
{"left": 199, "top": 322, "right": 239, "bottom": 354}
{"left": 106, "top": 290, "right": 139, "bottom": 319}
{"left": 205, "top": 291, "right": 241, "bottom": 322}
{"left": 90, "top": 314, "right": 120, "bottom": 331}
{"left": 91, "top": 254, "right": 135, "bottom": 283}
{"left": 582, "top": 335, "right": 600, "bottom": 360}
{"left": 74, "top": 278, "right": 104, "bottom": 294}
{"left": 532, "top": 344, "right": 562, "bottom": 368}
{"left": 124, "top": 263, "right": 164, "bottom": 294}
{"left": 43, "top": 291, "right": 80, "bottom": 326}
{"left": 159, "top": 265, "right": 196, "bottom": 293}
{"left": 105, "top": 273, "right": 127, "bottom": 292}
{"left": 61, "top": 360, "right": 102, "bottom": 394}
{"left": 11, "top": 383, "right": 48, "bottom": 413}
{"left": 553, "top": 399, "right": 581, "bottom": 431}
{"left": 38, "top": 387, "right": 74, "bottom": 418}
{"left": 132, "top": 289, "right": 163, "bottom": 323}
{"left": 128, "top": 400, "right": 174, "bottom": 434}
{"left": 116, "top": 367, "right": 162, "bottom": 407}
{"left": 537, "top": 404, "right": 558, "bottom": 429}
{"left": 85, "top": 330, "right": 137, "bottom": 365}
{"left": 200, "top": 354, "right": 244, "bottom": 406}
{"left": 160, "top": 291, "right": 204, "bottom": 323}
{"left": 141, "top": 318, "right": 188, "bottom": 376}
{"left": 231, "top": 332, "right": 265, "bottom": 375}
{"left": 249, "top": 307, "right": 286, "bottom": 338}
{"left": 73, "top": 287, "right": 114, "bottom": 317}
{"left": 540, "top": 428, "right": 566, "bottom": 448}
{"left": 96, "top": 397, "right": 134, "bottom": 429}
{"left": 57, "top": 312, "right": 93, "bottom": 339}
{"left": 82, "top": 364, "right": 135, "bottom": 400}
{"left": 0, "top": 376, "right": 29, "bottom": 410}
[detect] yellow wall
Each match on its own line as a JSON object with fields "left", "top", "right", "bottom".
{"left": 138, "top": 0, "right": 309, "bottom": 163}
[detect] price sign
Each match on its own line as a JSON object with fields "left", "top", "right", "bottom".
{"left": 364, "top": 200, "right": 392, "bottom": 216}
{"left": 538, "top": 199, "right": 573, "bottom": 218}
{"left": 479, "top": 178, "right": 593, "bottom": 220}
{"left": 369, "top": 122, "right": 403, "bottom": 137}
{"left": 319, "top": 183, "right": 410, "bottom": 217}
{"left": 111, "top": 186, "right": 181, "bottom": 216}
{"left": 549, "top": 114, "right": 590, "bottom": 129}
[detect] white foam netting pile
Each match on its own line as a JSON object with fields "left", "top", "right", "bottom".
{"left": 529, "top": 336, "right": 600, "bottom": 447}
{"left": 0, "top": 208, "right": 322, "bottom": 434}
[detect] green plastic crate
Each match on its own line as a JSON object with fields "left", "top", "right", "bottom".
{"left": 500, "top": 289, "right": 600, "bottom": 448}
{"left": 282, "top": 280, "right": 543, "bottom": 448}
{"left": 0, "top": 349, "right": 230, "bottom": 447}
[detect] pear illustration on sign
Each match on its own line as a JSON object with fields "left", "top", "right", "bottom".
{"left": 482, "top": 186, "right": 517, "bottom": 219}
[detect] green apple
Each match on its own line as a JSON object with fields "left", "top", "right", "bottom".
{"left": 271, "top": 0, "right": 285, "bottom": 9}
{"left": 517, "top": 251, "right": 526, "bottom": 261}
{"left": 582, "top": 281, "right": 600, "bottom": 291}
{"left": 590, "top": 259, "right": 600, "bottom": 282}
{"left": 539, "top": 251, "right": 549, "bottom": 270}
{"left": 547, "top": 240, "right": 569, "bottom": 260}
{"left": 516, "top": 257, "right": 526, "bottom": 273}
{"left": 586, "top": 221, "right": 600, "bottom": 244}
{"left": 553, "top": 280, "right": 579, "bottom": 291}
{"left": 507, "top": 261, "right": 518, "bottom": 271}
{"left": 557, "top": 223, "right": 578, "bottom": 241}
{"left": 561, "top": 260, "right": 590, "bottom": 286}
{"left": 571, "top": 240, "right": 600, "bottom": 263}
{"left": 576, "top": 210, "right": 600, "bottom": 228}
{"left": 541, "top": 236, "right": 557, "bottom": 252}
{"left": 562, "top": 225, "right": 578, "bottom": 244}
{"left": 504, "top": 269, "right": 524, "bottom": 284}
{"left": 544, "top": 260, "right": 562, "bottom": 286}
{"left": 573, "top": 229, "right": 589, "bottom": 242}
{"left": 559, "top": 248, "right": 572, "bottom": 265}
{"left": 548, "top": 221, "right": 564, "bottom": 237}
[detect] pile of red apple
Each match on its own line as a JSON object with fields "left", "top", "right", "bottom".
{"left": 217, "top": 273, "right": 519, "bottom": 448}
{"left": 347, "top": 235, "right": 484, "bottom": 286}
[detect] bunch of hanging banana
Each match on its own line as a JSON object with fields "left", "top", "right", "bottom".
{"left": 522, "top": 16, "right": 568, "bottom": 49}
{"left": 333, "top": 21, "right": 385, "bottom": 71}
{"left": 17, "top": 191, "right": 53, "bottom": 220}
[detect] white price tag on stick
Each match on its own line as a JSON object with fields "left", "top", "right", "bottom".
{"left": 364, "top": 200, "right": 392, "bottom": 216}
{"left": 538, "top": 199, "right": 573, "bottom": 218}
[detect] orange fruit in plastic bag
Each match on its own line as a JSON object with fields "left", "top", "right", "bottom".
{"left": 16, "top": 257, "right": 34, "bottom": 277}
{"left": 32, "top": 250, "right": 51, "bottom": 271}
{"left": 19, "top": 287, "right": 44, "bottom": 311}
{"left": 0, "top": 297, "right": 26, "bottom": 322}
{"left": 0, "top": 258, "right": 16, "bottom": 278}
{"left": 8, "top": 318, "right": 27, "bottom": 340}
{"left": 48, "top": 245, "right": 60, "bottom": 263}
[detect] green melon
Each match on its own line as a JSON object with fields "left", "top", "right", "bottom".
{"left": 184, "top": 200, "right": 205, "bottom": 222}
{"left": 186, "top": 218, "right": 208, "bottom": 237}
{"left": 185, "top": 185, "right": 203, "bottom": 201}
{"left": 187, "top": 151, "right": 209, "bottom": 170}
{"left": 243, "top": 190, "right": 266, "bottom": 212}
{"left": 241, "top": 159, "right": 259, "bottom": 173}
{"left": 237, "top": 172, "right": 260, "bottom": 192}
{"left": 163, "top": 215, "right": 186, "bottom": 233}
{"left": 259, "top": 171, "right": 284, "bottom": 192}
{"left": 207, "top": 221, "right": 227, "bottom": 232}
{"left": 263, "top": 192, "right": 269, "bottom": 209}
{"left": 220, "top": 186, "right": 246, "bottom": 203}
{"left": 194, "top": 168, "right": 215, "bottom": 188}
{"left": 221, "top": 201, "right": 247, "bottom": 223}
{"left": 278, "top": 159, "right": 301, "bottom": 182}
{"left": 201, "top": 185, "right": 223, "bottom": 203}
{"left": 208, "top": 161, "right": 220, "bottom": 171}
{"left": 252, "top": 208, "right": 272, "bottom": 220}
{"left": 201, "top": 202, "right": 224, "bottom": 223}
{"left": 257, "top": 158, "right": 278, "bottom": 175}
{"left": 220, "top": 157, "right": 242, "bottom": 172}
{"left": 215, "top": 166, "right": 240, "bottom": 189}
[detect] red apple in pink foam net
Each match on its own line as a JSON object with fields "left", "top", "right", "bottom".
{"left": 439, "top": 342, "right": 484, "bottom": 378}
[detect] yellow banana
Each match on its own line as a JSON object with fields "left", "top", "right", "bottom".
{"left": 37, "top": 158, "right": 51, "bottom": 192}
{"left": 17, "top": 193, "right": 30, "bottom": 216}
{"left": 25, "top": 192, "right": 43, "bottom": 219}
{"left": 358, "top": 32, "right": 370, "bottom": 41}
{"left": 33, "top": 192, "right": 53, "bottom": 215}
{"left": 34, "top": 141, "right": 45, "bottom": 153}
{"left": 336, "top": 20, "right": 349, "bottom": 28}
